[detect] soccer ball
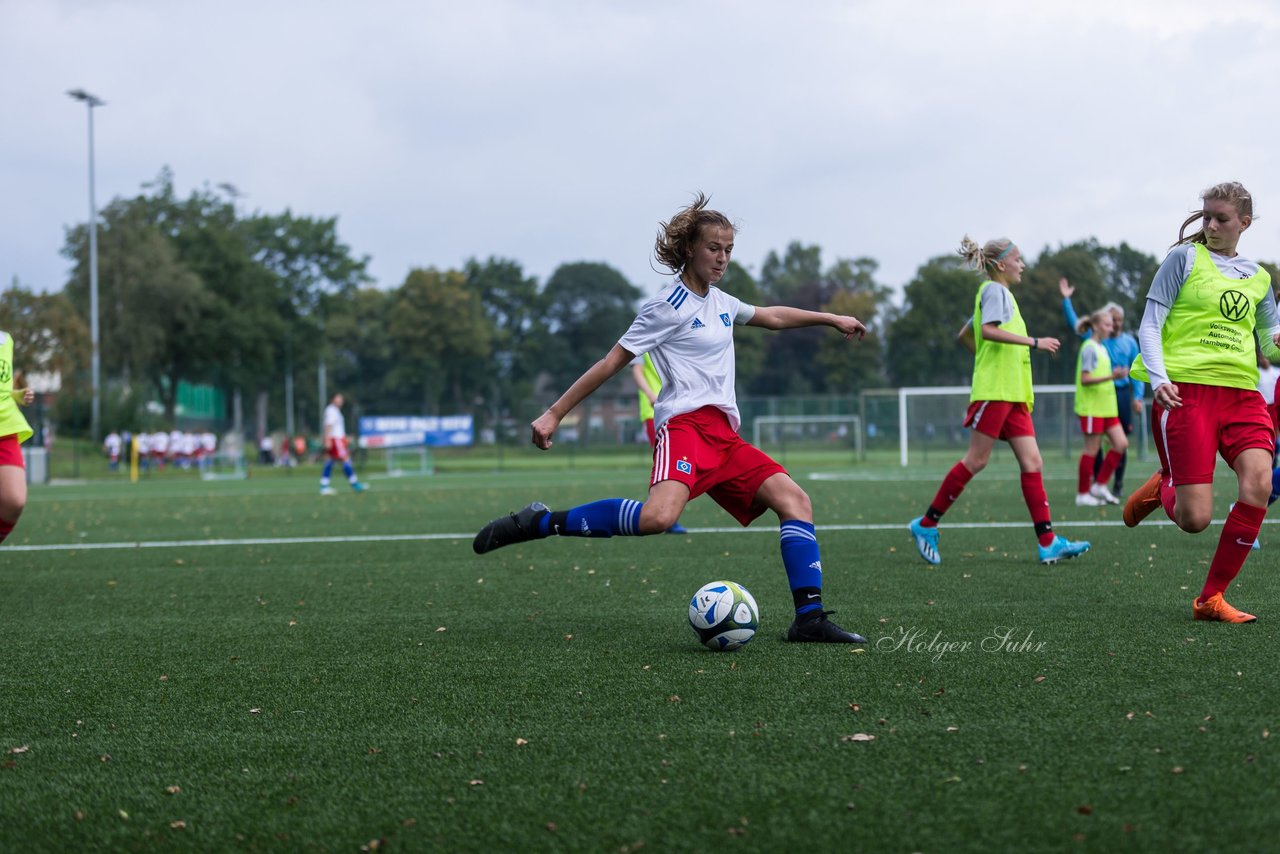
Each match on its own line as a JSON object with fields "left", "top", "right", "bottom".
{"left": 688, "top": 580, "right": 760, "bottom": 651}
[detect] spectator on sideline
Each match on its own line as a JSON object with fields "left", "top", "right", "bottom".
{"left": 104, "top": 430, "right": 122, "bottom": 472}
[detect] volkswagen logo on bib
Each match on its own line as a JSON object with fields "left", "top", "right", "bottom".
{"left": 1219, "top": 290, "right": 1250, "bottom": 322}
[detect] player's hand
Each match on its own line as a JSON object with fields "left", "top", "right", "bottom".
{"left": 1058, "top": 277, "right": 1074, "bottom": 298}
{"left": 1036, "top": 336, "right": 1061, "bottom": 354}
{"left": 1153, "top": 382, "right": 1182, "bottom": 409}
{"left": 19, "top": 388, "right": 34, "bottom": 406}
{"left": 1273, "top": 330, "right": 1280, "bottom": 350}
{"left": 531, "top": 411, "right": 560, "bottom": 450}
{"left": 1112, "top": 366, "right": 1129, "bottom": 380}
{"left": 1132, "top": 398, "right": 1144, "bottom": 415}
{"left": 835, "top": 315, "right": 866, "bottom": 340}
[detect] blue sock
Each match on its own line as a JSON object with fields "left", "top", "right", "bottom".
{"left": 538, "top": 499, "right": 643, "bottom": 538}
{"left": 321, "top": 461, "right": 333, "bottom": 486}
{"left": 780, "top": 520, "right": 823, "bottom": 616}
{"left": 343, "top": 461, "right": 356, "bottom": 483}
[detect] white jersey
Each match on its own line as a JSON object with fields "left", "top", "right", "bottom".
{"left": 324, "top": 403, "right": 346, "bottom": 440}
{"left": 618, "top": 279, "right": 756, "bottom": 432}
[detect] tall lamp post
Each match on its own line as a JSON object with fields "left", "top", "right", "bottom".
{"left": 67, "top": 88, "right": 105, "bottom": 443}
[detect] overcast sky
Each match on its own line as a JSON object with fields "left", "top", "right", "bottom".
{"left": 5, "top": 0, "right": 1280, "bottom": 303}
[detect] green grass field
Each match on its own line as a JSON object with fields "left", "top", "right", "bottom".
{"left": 3, "top": 455, "right": 1279, "bottom": 852}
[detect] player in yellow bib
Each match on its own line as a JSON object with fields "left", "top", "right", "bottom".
{"left": 1073, "top": 309, "right": 1129, "bottom": 506}
{"left": 1122, "top": 182, "right": 1280, "bottom": 623}
{"left": 632, "top": 352, "right": 687, "bottom": 534}
{"left": 908, "top": 237, "right": 1091, "bottom": 566}
{"left": 0, "top": 331, "right": 36, "bottom": 546}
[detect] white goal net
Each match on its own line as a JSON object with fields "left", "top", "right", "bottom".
{"left": 888, "top": 384, "right": 1149, "bottom": 467}
{"left": 751, "top": 415, "right": 863, "bottom": 460}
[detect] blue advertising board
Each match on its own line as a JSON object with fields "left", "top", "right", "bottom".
{"left": 357, "top": 415, "right": 473, "bottom": 449}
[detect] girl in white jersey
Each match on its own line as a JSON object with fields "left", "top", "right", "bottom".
{"left": 1123, "top": 182, "right": 1280, "bottom": 623}
{"left": 475, "top": 194, "right": 870, "bottom": 644}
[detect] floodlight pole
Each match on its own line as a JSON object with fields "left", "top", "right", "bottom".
{"left": 68, "top": 88, "right": 105, "bottom": 442}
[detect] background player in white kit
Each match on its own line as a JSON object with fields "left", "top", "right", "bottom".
{"left": 321, "top": 392, "right": 368, "bottom": 495}
{"left": 474, "top": 194, "right": 870, "bottom": 643}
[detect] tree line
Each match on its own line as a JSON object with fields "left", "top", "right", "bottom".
{"left": 6, "top": 170, "right": 1275, "bottom": 441}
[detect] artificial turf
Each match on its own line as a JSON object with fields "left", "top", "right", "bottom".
{"left": 2, "top": 458, "right": 1278, "bottom": 851}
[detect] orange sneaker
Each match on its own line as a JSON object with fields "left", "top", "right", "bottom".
{"left": 1123, "top": 470, "right": 1164, "bottom": 528}
{"left": 1193, "top": 593, "right": 1257, "bottom": 623}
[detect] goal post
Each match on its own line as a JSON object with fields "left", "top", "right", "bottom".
{"left": 752, "top": 414, "right": 863, "bottom": 460}
{"left": 895, "top": 384, "right": 1149, "bottom": 467}
{"left": 378, "top": 444, "right": 434, "bottom": 477}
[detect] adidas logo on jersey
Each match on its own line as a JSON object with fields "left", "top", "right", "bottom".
{"left": 690, "top": 318, "right": 705, "bottom": 329}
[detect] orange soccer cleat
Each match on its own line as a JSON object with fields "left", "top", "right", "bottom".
{"left": 1123, "top": 470, "right": 1164, "bottom": 528}
{"left": 1193, "top": 593, "right": 1257, "bottom": 624}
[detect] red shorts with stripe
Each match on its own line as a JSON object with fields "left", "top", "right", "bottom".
{"left": 963, "top": 400, "right": 1035, "bottom": 440}
{"left": 1273, "top": 375, "right": 1280, "bottom": 432}
{"left": 326, "top": 436, "right": 350, "bottom": 462}
{"left": 1152, "top": 383, "right": 1275, "bottom": 486}
{"left": 0, "top": 434, "right": 24, "bottom": 467}
{"left": 651, "top": 406, "right": 786, "bottom": 527}
{"left": 1078, "top": 415, "right": 1121, "bottom": 435}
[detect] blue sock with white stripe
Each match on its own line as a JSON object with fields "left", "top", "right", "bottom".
{"left": 538, "top": 499, "right": 644, "bottom": 538}
{"left": 780, "top": 520, "right": 823, "bottom": 616}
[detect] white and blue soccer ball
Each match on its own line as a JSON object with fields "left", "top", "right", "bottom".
{"left": 688, "top": 580, "right": 759, "bottom": 651}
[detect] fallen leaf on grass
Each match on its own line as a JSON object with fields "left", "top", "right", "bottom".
{"left": 515, "top": 738, "right": 529, "bottom": 746}
{"left": 469, "top": 779, "right": 484, "bottom": 786}
{"left": 169, "top": 820, "right": 186, "bottom": 830}
{"left": 840, "top": 734, "right": 875, "bottom": 743}
{"left": 165, "top": 786, "right": 181, "bottom": 795}
{"left": 1033, "top": 676, "right": 1046, "bottom": 684}
{"left": 8, "top": 746, "right": 29, "bottom": 755}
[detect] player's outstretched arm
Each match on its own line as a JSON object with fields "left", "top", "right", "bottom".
{"left": 980, "top": 323, "right": 1060, "bottom": 353}
{"left": 747, "top": 306, "right": 865, "bottom": 339}
{"left": 532, "top": 344, "right": 635, "bottom": 450}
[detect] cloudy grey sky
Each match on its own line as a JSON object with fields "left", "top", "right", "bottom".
{"left": 4, "top": 0, "right": 1279, "bottom": 302}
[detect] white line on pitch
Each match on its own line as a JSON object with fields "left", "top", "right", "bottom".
{"left": 1, "top": 516, "right": 1252, "bottom": 553}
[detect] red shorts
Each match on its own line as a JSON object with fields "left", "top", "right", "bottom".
{"left": 964, "top": 400, "right": 1035, "bottom": 440}
{"left": 326, "top": 436, "right": 350, "bottom": 462}
{"left": 1078, "top": 415, "right": 1121, "bottom": 435}
{"left": 1152, "top": 383, "right": 1275, "bottom": 486}
{"left": 643, "top": 418, "right": 656, "bottom": 447}
{"left": 651, "top": 406, "right": 786, "bottom": 527}
{"left": 0, "top": 434, "right": 24, "bottom": 467}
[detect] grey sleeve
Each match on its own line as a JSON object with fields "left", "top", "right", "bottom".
{"left": 1254, "top": 289, "right": 1280, "bottom": 362}
{"left": 1146, "top": 246, "right": 1193, "bottom": 307}
{"left": 979, "top": 285, "right": 1013, "bottom": 325}
{"left": 1138, "top": 299, "right": 1172, "bottom": 389}
{"left": 1080, "top": 345, "right": 1098, "bottom": 376}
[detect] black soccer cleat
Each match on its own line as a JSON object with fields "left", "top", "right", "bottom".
{"left": 473, "top": 502, "right": 550, "bottom": 554}
{"left": 786, "top": 611, "right": 867, "bottom": 644}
